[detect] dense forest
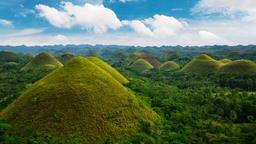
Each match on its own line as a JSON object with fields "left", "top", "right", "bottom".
{"left": 0, "top": 45, "right": 256, "bottom": 144}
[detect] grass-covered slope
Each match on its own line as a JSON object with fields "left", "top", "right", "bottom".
{"left": 57, "top": 52, "right": 75, "bottom": 64}
{"left": 1, "top": 57, "right": 158, "bottom": 143}
{"left": 130, "top": 52, "right": 161, "bottom": 68}
{"left": 181, "top": 54, "right": 221, "bottom": 74}
{"left": 219, "top": 60, "right": 256, "bottom": 74}
{"left": 160, "top": 61, "right": 180, "bottom": 71}
{"left": 0, "top": 51, "right": 19, "bottom": 62}
{"left": 21, "top": 52, "right": 63, "bottom": 71}
{"left": 87, "top": 56, "right": 129, "bottom": 84}
{"left": 130, "top": 59, "right": 154, "bottom": 72}
{"left": 219, "top": 59, "right": 232, "bottom": 64}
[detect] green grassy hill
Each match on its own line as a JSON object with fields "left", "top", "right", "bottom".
{"left": 160, "top": 61, "right": 180, "bottom": 71}
{"left": 1, "top": 57, "right": 158, "bottom": 143}
{"left": 130, "top": 59, "right": 154, "bottom": 72}
{"left": 219, "top": 59, "right": 232, "bottom": 64}
{"left": 21, "top": 52, "right": 63, "bottom": 71}
{"left": 130, "top": 52, "right": 161, "bottom": 68}
{"left": 219, "top": 59, "right": 256, "bottom": 74}
{"left": 0, "top": 51, "right": 19, "bottom": 62}
{"left": 87, "top": 56, "right": 129, "bottom": 84}
{"left": 181, "top": 54, "right": 221, "bottom": 74}
{"left": 57, "top": 52, "right": 75, "bottom": 64}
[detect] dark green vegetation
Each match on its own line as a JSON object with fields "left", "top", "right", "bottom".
{"left": 21, "top": 52, "right": 63, "bottom": 72}
{"left": 0, "top": 45, "right": 256, "bottom": 144}
{"left": 160, "top": 61, "right": 180, "bottom": 71}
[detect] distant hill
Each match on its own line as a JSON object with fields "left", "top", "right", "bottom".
{"left": 160, "top": 61, "right": 180, "bottom": 71}
{"left": 219, "top": 60, "right": 256, "bottom": 74}
{"left": 130, "top": 59, "right": 154, "bottom": 72}
{"left": 0, "top": 51, "right": 19, "bottom": 62}
{"left": 21, "top": 52, "right": 63, "bottom": 72}
{"left": 1, "top": 57, "right": 158, "bottom": 143}
{"left": 219, "top": 59, "right": 232, "bottom": 64}
{"left": 130, "top": 52, "right": 161, "bottom": 68}
{"left": 181, "top": 54, "right": 221, "bottom": 74}
{"left": 87, "top": 56, "right": 129, "bottom": 84}
{"left": 57, "top": 52, "right": 75, "bottom": 64}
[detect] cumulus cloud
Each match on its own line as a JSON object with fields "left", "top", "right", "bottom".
{"left": 144, "top": 15, "right": 184, "bottom": 37}
{"left": 0, "top": 19, "right": 12, "bottom": 27}
{"left": 124, "top": 15, "right": 184, "bottom": 38}
{"left": 192, "top": 0, "right": 256, "bottom": 21}
{"left": 122, "top": 20, "right": 153, "bottom": 36}
{"left": 199, "top": 30, "right": 225, "bottom": 44}
{"left": 36, "top": 2, "right": 122, "bottom": 33}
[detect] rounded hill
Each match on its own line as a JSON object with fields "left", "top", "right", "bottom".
{"left": 160, "top": 61, "right": 180, "bottom": 71}
{"left": 219, "top": 60, "right": 256, "bottom": 74}
{"left": 219, "top": 59, "right": 232, "bottom": 64}
{"left": 181, "top": 54, "right": 221, "bottom": 74}
{"left": 21, "top": 52, "right": 63, "bottom": 71}
{"left": 57, "top": 52, "right": 75, "bottom": 64}
{"left": 0, "top": 51, "right": 19, "bottom": 62}
{"left": 130, "top": 59, "right": 154, "bottom": 72}
{"left": 130, "top": 52, "right": 161, "bottom": 68}
{"left": 1, "top": 57, "right": 158, "bottom": 143}
{"left": 87, "top": 56, "right": 129, "bottom": 84}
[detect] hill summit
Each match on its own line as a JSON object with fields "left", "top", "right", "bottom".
{"left": 1, "top": 57, "right": 158, "bottom": 143}
{"left": 181, "top": 54, "right": 221, "bottom": 74}
{"left": 21, "top": 52, "right": 63, "bottom": 71}
{"left": 160, "top": 61, "right": 180, "bottom": 71}
{"left": 130, "top": 52, "right": 161, "bottom": 68}
{"left": 57, "top": 52, "right": 75, "bottom": 64}
{"left": 130, "top": 58, "right": 154, "bottom": 72}
{"left": 87, "top": 56, "right": 129, "bottom": 84}
{"left": 219, "top": 59, "right": 256, "bottom": 74}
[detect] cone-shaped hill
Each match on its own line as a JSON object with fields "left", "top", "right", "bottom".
{"left": 181, "top": 54, "right": 221, "bottom": 74}
{"left": 0, "top": 51, "right": 19, "bottom": 62}
{"left": 219, "top": 59, "right": 232, "bottom": 64}
{"left": 160, "top": 61, "right": 180, "bottom": 71}
{"left": 130, "top": 59, "right": 154, "bottom": 72}
{"left": 57, "top": 52, "right": 75, "bottom": 64}
{"left": 1, "top": 57, "right": 158, "bottom": 143}
{"left": 21, "top": 52, "right": 63, "bottom": 71}
{"left": 219, "top": 60, "right": 256, "bottom": 74}
{"left": 87, "top": 56, "right": 129, "bottom": 84}
{"left": 130, "top": 52, "right": 161, "bottom": 68}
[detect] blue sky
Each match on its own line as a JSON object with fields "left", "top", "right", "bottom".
{"left": 0, "top": 0, "right": 255, "bottom": 46}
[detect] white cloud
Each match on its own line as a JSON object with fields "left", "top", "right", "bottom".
{"left": 192, "top": 0, "right": 256, "bottom": 21}
{"left": 0, "top": 19, "right": 12, "bottom": 27}
{"left": 199, "top": 30, "right": 225, "bottom": 45}
{"left": 122, "top": 20, "right": 153, "bottom": 36}
{"left": 144, "top": 15, "right": 184, "bottom": 37}
{"left": 4, "top": 28, "right": 44, "bottom": 37}
{"left": 36, "top": 2, "right": 122, "bottom": 33}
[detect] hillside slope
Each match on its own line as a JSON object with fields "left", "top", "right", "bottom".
{"left": 1, "top": 57, "right": 158, "bottom": 143}
{"left": 21, "top": 52, "right": 63, "bottom": 71}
